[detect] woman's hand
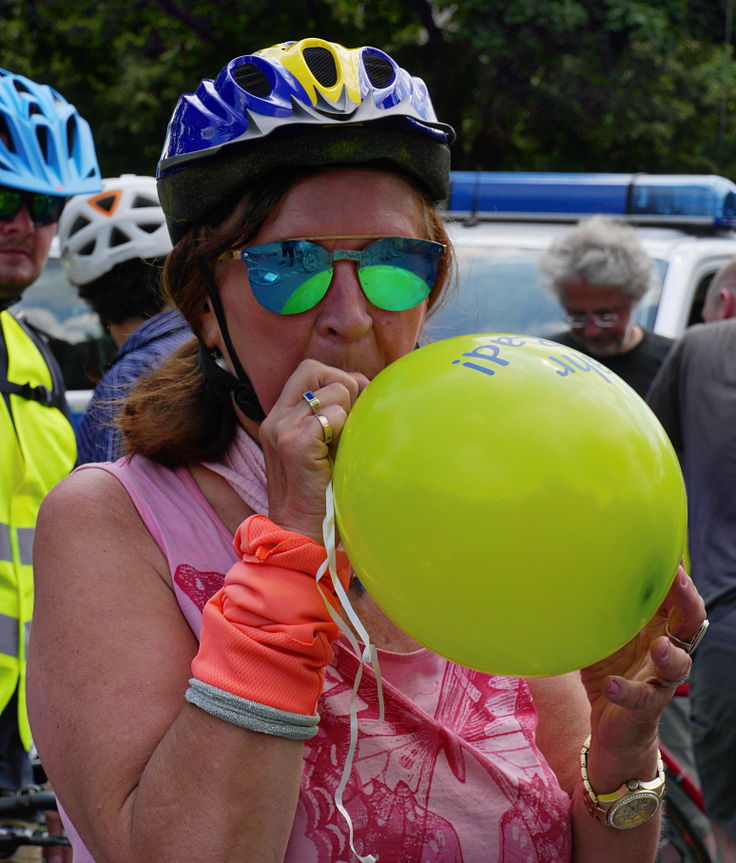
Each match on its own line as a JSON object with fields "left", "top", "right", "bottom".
{"left": 580, "top": 563, "right": 706, "bottom": 762}
{"left": 257, "top": 359, "right": 369, "bottom": 542}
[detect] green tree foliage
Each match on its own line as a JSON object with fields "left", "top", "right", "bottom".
{"left": 1, "top": 0, "right": 735, "bottom": 179}
{"left": 432, "top": 0, "right": 736, "bottom": 175}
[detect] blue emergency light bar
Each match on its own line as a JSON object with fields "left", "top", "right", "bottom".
{"left": 446, "top": 172, "right": 736, "bottom": 228}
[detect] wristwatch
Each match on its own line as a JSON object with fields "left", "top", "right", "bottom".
{"left": 579, "top": 736, "right": 665, "bottom": 829}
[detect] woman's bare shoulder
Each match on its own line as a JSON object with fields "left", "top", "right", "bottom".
{"left": 37, "top": 465, "right": 164, "bottom": 574}
{"left": 41, "top": 465, "right": 138, "bottom": 525}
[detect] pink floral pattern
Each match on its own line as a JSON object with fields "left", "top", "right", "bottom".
{"left": 296, "top": 646, "right": 571, "bottom": 862}
{"left": 172, "top": 563, "right": 571, "bottom": 862}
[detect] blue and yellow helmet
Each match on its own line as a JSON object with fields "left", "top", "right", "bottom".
{"left": 0, "top": 69, "right": 101, "bottom": 197}
{"left": 157, "top": 38, "right": 455, "bottom": 241}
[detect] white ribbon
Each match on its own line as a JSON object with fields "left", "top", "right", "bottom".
{"left": 315, "top": 479, "right": 384, "bottom": 863}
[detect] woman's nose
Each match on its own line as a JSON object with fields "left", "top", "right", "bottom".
{"left": 316, "top": 259, "right": 373, "bottom": 339}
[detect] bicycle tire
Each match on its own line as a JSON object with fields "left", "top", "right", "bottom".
{"left": 656, "top": 793, "right": 712, "bottom": 863}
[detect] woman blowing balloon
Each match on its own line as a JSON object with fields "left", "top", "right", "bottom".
{"left": 27, "top": 38, "right": 706, "bottom": 863}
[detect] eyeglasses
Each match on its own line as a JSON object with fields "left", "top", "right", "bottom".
{"left": 565, "top": 310, "right": 622, "bottom": 329}
{"left": 0, "top": 185, "right": 67, "bottom": 226}
{"left": 219, "top": 236, "right": 445, "bottom": 315}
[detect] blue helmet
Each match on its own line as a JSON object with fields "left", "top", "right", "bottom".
{"left": 157, "top": 38, "right": 455, "bottom": 241}
{"left": 0, "top": 69, "right": 101, "bottom": 196}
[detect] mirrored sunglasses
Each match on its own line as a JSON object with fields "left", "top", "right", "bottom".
{"left": 0, "top": 185, "right": 67, "bottom": 226}
{"left": 220, "top": 236, "right": 446, "bottom": 315}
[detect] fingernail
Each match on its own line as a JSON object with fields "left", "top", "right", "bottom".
{"left": 680, "top": 572, "right": 689, "bottom": 586}
{"left": 606, "top": 678, "right": 621, "bottom": 696}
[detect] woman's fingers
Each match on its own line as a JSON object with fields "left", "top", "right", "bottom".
{"left": 603, "top": 633, "right": 693, "bottom": 713}
{"left": 260, "top": 360, "right": 371, "bottom": 540}
{"left": 660, "top": 565, "right": 707, "bottom": 643}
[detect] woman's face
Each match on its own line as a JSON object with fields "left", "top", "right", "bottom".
{"left": 201, "top": 169, "right": 431, "bottom": 413}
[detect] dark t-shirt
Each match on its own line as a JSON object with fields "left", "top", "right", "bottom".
{"left": 647, "top": 319, "right": 736, "bottom": 613}
{"left": 549, "top": 329, "right": 673, "bottom": 398}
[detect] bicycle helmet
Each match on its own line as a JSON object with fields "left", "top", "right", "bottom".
{"left": 58, "top": 174, "right": 172, "bottom": 286}
{"left": 157, "top": 38, "right": 455, "bottom": 241}
{"left": 0, "top": 68, "right": 101, "bottom": 196}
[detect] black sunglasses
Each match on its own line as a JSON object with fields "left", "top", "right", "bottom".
{"left": 0, "top": 186, "right": 67, "bottom": 226}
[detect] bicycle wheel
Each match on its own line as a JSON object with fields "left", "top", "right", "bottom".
{"left": 657, "top": 793, "right": 712, "bottom": 863}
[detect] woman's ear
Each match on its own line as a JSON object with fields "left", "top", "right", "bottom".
{"left": 199, "top": 296, "right": 221, "bottom": 350}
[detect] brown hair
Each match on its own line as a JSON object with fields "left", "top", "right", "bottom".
{"left": 119, "top": 167, "right": 455, "bottom": 467}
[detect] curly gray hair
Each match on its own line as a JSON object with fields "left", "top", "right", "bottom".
{"left": 539, "top": 215, "right": 655, "bottom": 301}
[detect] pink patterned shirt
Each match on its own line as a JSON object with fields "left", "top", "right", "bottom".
{"left": 67, "top": 444, "right": 571, "bottom": 862}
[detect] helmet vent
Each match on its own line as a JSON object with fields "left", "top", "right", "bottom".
{"left": 13, "top": 79, "right": 31, "bottom": 96}
{"left": 132, "top": 194, "right": 158, "bottom": 209}
{"left": 363, "top": 53, "right": 395, "bottom": 89}
{"left": 70, "top": 215, "right": 89, "bottom": 235}
{"left": 35, "top": 125, "right": 49, "bottom": 161}
{"left": 304, "top": 47, "right": 337, "bottom": 88}
{"left": 232, "top": 63, "right": 272, "bottom": 98}
{"left": 66, "top": 117, "right": 77, "bottom": 156}
{"left": 0, "top": 116, "right": 15, "bottom": 153}
{"left": 94, "top": 194, "right": 117, "bottom": 213}
{"left": 110, "top": 227, "right": 130, "bottom": 247}
{"left": 139, "top": 222, "right": 161, "bottom": 234}
{"left": 79, "top": 240, "right": 95, "bottom": 256}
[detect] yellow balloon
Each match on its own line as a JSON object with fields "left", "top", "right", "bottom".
{"left": 333, "top": 334, "right": 686, "bottom": 677}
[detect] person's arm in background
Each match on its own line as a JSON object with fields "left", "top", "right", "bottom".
{"left": 646, "top": 336, "right": 685, "bottom": 457}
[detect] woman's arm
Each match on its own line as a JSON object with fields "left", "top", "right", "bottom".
{"left": 27, "top": 469, "right": 304, "bottom": 863}
{"left": 530, "top": 568, "right": 705, "bottom": 863}
{"left": 531, "top": 672, "right": 661, "bottom": 863}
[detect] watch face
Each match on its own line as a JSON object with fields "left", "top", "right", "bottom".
{"left": 609, "top": 792, "right": 661, "bottom": 829}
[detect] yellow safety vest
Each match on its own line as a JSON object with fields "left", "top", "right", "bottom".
{"left": 0, "top": 310, "right": 76, "bottom": 749}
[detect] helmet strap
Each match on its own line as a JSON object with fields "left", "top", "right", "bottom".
{"left": 196, "top": 257, "right": 266, "bottom": 422}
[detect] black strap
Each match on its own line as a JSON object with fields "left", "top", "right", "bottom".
{"left": 197, "top": 343, "right": 266, "bottom": 421}
{"left": 0, "top": 315, "right": 68, "bottom": 414}
{"left": 0, "top": 379, "right": 55, "bottom": 405}
{"left": 196, "top": 257, "right": 266, "bottom": 422}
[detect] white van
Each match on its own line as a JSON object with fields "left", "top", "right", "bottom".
{"left": 424, "top": 172, "right": 736, "bottom": 344}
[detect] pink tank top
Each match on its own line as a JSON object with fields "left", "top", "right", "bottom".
{"left": 64, "top": 454, "right": 571, "bottom": 862}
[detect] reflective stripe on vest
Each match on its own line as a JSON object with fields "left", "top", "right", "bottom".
{"left": 0, "top": 615, "right": 28, "bottom": 659}
{"left": 0, "top": 524, "right": 34, "bottom": 567}
{"left": 0, "top": 524, "right": 10, "bottom": 562}
{"left": 0, "top": 612, "right": 18, "bottom": 657}
{"left": 17, "top": 527, "right": 33, "bottom": 567}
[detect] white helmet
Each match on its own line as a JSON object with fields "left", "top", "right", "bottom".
{"left": 58, "top": 174, "right": 172, "bottom": 286}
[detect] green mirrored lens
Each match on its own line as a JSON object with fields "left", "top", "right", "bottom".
{"left": 30, "top": 195, "right": 55, "bottom": 224}
{"left": 0, "top": 189, "right": 21, "bottom": 220}
{"left": 280, "top": 269, "right": 332, "bottom": 314}
{"left": 359, "top": 265, "right": 431, "bottom": 310}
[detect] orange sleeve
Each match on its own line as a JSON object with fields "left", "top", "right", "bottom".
{"left": 191, "top": 515, "right": 351, "bottom": 717}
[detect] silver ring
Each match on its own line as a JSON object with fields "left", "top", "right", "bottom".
{"left": 666, "top": 619, "right": 710, "bottom": 656}
{"left": 314, "top": 413, "right": 333, "bottom": 445}
{"left": 302, "top": 390, "right": 322, "bottom": 413}
{"left": 648, "top": 674, "right": 689, "bottom": 690}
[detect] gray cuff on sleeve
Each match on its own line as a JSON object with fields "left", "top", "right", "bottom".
{"left": 186, "top": 678, "right": 320, "bottom": 740}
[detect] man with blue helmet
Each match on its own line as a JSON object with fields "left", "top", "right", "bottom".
{"left": 0, "top": 67, "right": 100, "bottom": 858}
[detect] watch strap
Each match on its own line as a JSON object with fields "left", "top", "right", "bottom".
{"left": 579, "top": 735, "right": 665, "bottom": 827}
